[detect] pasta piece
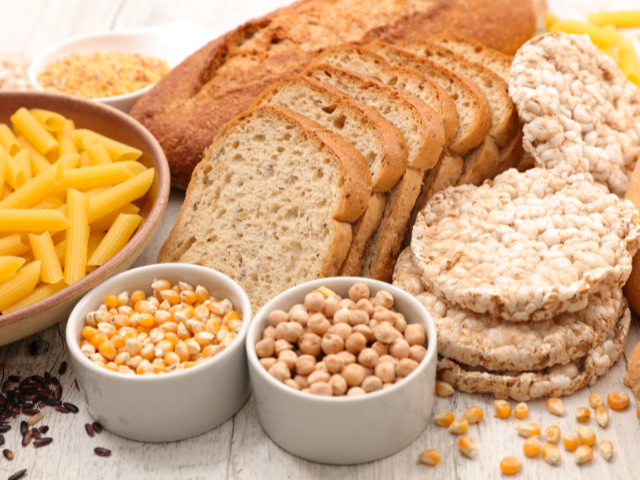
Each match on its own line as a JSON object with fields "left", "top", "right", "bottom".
{"left": 61, "top": 162, "right": 138, "bottom": 190}
{"left": 2, "top": 280, "right": 66, "bottom": 314}
{"left": 1, "top": 184, "right": 12, "bottom": 199}
{"left": 10, "top": 108, "right": 59, "bottom": 154}
{"left": 17, "top": 136, "right": 51, "bottom": 175}
{"left": 71, "top": 129, "right": 142, "bottom": 162}
{"left": 0, "top": 256, "right": 26, "bottom": 284}
{"left": 587, "top": 11, "right": 640, "bottom": 28}
{"left": 619, "top": 40, "right": 640, "bottom": 87}
{"left": 2, "top": 146, "right": 25, "bottom": 190}
{"left": 0, "top": 260, "right": 41, "bottom": 312}
{"left": 13, "top": 149, "right": 33, "bottom": 182}
{"left": 29, "top": 231, "right": 63, "bottom": 284}
{"left": 0, "top": 144, "right": 6, "bottom": 190}
{"left": 0, "top": 209, "right": 70, "bottom": 232}
{"left": 88, "top": 167, "right": 153, "bottom": 223}
{"left": 0, "top": 124, "right": 21, "bottom": 156}
{"left": 57, "top": 119, "right": 78, "bottom": 157}
{"left": 550, "top": 21, "right": 623, "bottom": 48}
{"left": 82, "top": 137, "right": 112, "bottom": 165}
{"left": 88, "top": 213, "right": 141, "bottom": 266}
{"left": 64, "top": 189, "right": 89, "bottom": 285}
{"left": 89, "top": 203, "right": 140, "bottom": 232}
{"left": 86, "top": 231, "right": 107, "bottom": 273}
{"left": 54, "top": 239, "right": 66, "bottom": 268}
{"left": 32, "top": 197, "right": 64, "bottom": 210}
{"left": 0, "top": 234, "right": 29, "bottom": 256}
{"left": 30, "top": 109, "right": 66, "bottom": 132}
{"left": 80, "top": 151, "right": 91, "bottom": 168}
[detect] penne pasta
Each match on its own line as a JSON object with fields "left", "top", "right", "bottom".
{"left": 72, "top": 129, "right": 142, "bottom": 162}
{"left": 0, "top": 256, "right": 26, "bottom": 284}
{"left": 88, "top": 213, "right": 141, "bottom": 266}
{"left": 86, "top": 231, "right": 107, "bottom": 273}
{"left": 10, "top": 108, "right": 59, "bottom": 154}
{"left": 0, "top": 234, "right": 29, "bottom": 256}
{"left": 550, "top": 20, "right": 623, "bottom": 48}
{"left": 619, "top": 39, "right": 640, "bottom": 87}
{"left": 18, "top": 136, "right": 51, "bottom": 175}
{"left": 587, "top": 11, "right": 640, "bottom": 28}
{"left": 89, "top": 203, "right": 140, "bottom": 232}
{"left": 13, "top": 149, "right": 33, "bottom": 182}
{"left": 88, "top": 167, "right": 153, "bottom": 223}
{"left": 80, "top": 151, "right": 92, "bottom": 168}
{"left": 1, "top": 145, "right": 25, "bottom": 190}
{"left": 545, "top": 12, "right": 559, "bottom": 30}
{"left": 2, "top": 280, "right": 66, "bottom": 314}
{"left": 61, "top": 162, "right": 138, "bottom": 190}
{"left": 30, "top": 109, "right": 66, "bottom": 132}
{"left": 82, "top": 137, "right": 112, "bottom": 165}
{"left": 0, "top": 124, "right": 22, "bottom": 156}
{"left": 55, "top": 239, "right": 66, "bottom": 268}
{"left": 64, "top": 189, "right": 89, "bottom": 285}
{"left": 0, "top": 145, "right": 6, "bottom": 190}
{"left": 57, "top": 119, "right": 78, "bottom": 157}
{"left": 1, "top": 184, "right": 12, "bottom": 199}
{"left": 29, "top": 231, "right": 64, "bottom": 284}
{"left": 0, "top": 209, "right": 70, "bottom": 232}
{"left": 32, "top": 197, "right": 64, "bottom": 210}
{"left": 0, "top": 260, "right": 41, "bottom": 312}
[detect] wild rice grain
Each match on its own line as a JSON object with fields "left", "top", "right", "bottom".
{"left": 58, "top": 362, "right": 67, "bottom": 375}
{"left": 54, "top": 406, "right": 69, "bottom": 414}
{"left": 31, "top": 428, "right": 41, "bottom": 440}
{"left": 38, "top": 426, "right": 49, "bottom": 434}
{"left": 63, "top": 402, "right": 79, "bottom": 413}
{"left": 8, "top": 469, "right": 26, "bottom": 480}
{"left": 94, "top": 447, "right": 111, "bottom": 457}
{"left": 3, "top": 448, "right": 14, "bottom": 459}
{"left": 0, "top": 425, "right": 11, "bottom": 433}
{"left": 85, "top": 423, "right": 94, "bottom": 437}
{"left": 22, "top": 430, "right": 32, "bottom": 446}
{"left": 33, "top": 437, "right": 52, "bottom": 448}
{"left": 20, "top": 421, "right": 27, "bottom": 435}
{"left": 0, "top": 434, "right": 4, "bottom": 445}
{"left": 92, "top": 422, "right": 103, "bottom": 434}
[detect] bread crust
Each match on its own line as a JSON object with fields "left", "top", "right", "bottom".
{"left": 457, "top": 135, "right": 499, "bottom": 186}
{"left": 493, "top": 125, "right": 525, "bottom": 177}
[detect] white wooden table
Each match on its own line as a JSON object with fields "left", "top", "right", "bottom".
{"left": 2, "top": 1, "right": 640, "bottom": 478}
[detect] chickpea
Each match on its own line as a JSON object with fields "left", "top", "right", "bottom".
{"left": 409, "top": 345, "right": 427, "bottom": 362}
{"left": 268, "top": 361, "right": 291, "bottom": 382}
{"left": 382, "top": 383, "right": 394, "bottom": 390}
{"left": 330, "top": 374, "right": 348, "bottom": 396}
{"left": 288, "top": 304, "right": 307, "bottom": 315}
{"left": 353, "top": 324, "right": 374, "bottom": 342}
{"left": 295, "top": 354, "right": 317, "bottom": 375}
{"left": 390, "top": 339, "right": 410, "bottom": 359}
{"left": 275, "top": 339, "right": 294, "bottom": 355}
{"left": 337, "top": 350, "right": 357, "bottom": 366}
{"left": 321, "top": 333, "right": 345, "bottom": 355}
{"left": 274, "top": 322, "right": 285, "bottom": 340}
{"left": 347, "top": 387, "right": 367, "bottom": 397}
{"left": 371, "top": 341, "right": 388, "bottom": 356}
{"left": 278, "top": 350, "right": 298, "bottom": 371}
{"left": 269, "top": 310, "right": 288, "bottom": 327}
{"left": 301, "top": 388, "right": 311, "bottom": 394}
{"left": 379, "top": 355, "right": 398, "bottom": 365}
{"left": 349, "top": 282, "right": 370, "bottom": 302}
{"left": 315, "top": 361, "right": 329, "bottom": 373}
{"left": 356, "top": 298, "right": 374, "bottom": 316}
{"left": 396, "top": 358, "right": 419, "bottom": 377}
{"left": 362, "top": 375, "right": 383, "bottom": 393}
{"left": 329, "top": 323, "right": 352, "bottom": 341}
{"left": 345, "top": 332, "right": 367, "bottom": 354}
{"left": 260, "top": 358, "right": 277, "bottom": 370}
{"left": 368, "top": 319, "right": 378, "bottom": 331}
{"left": 290, "top": 308, "right": 309, "bottom": 327}
{"left": 299, "top": 333, "right": 322, "bottom": 356}
{"left": 343, "top": 363, "right": 366, "bottom": 387}
{"left": 405, "top": 324, "right": 426, "bottom": 346}
{"left": 308, "top": 313, "right": 330, "bottom": 336}
{"left": 255, "top": 338, "right": 275, "bottom": 358}
{"left": 333, "top": 307, "right": 351, "bottom": 324}
{"left": 282, "top": 322, "right": 304, "bottom": 343}
{"left": 339, "top": 298, "right": 357, "bottom": 310}
{"left": 305, "top": 292, "right": 326, "bottom": 312}
{"left": 309, "top": 382, "right": 333, "bottom": 396}
{"left": 349, "top": 309, "right": 370, "bottom": 326}
{"left": 374, "top": 290, "right": 394, "bottom": 309}
{"left": 393, "top": 313, "right": 407, "bottom": 333}
{"left": 358, "top": 348, "right": 380, "bottom": 368}
{"left": 308, "top": 370, "right": 331, "bottom": 385}
{"left": 294, "top": 374, "right": 310, "bottom": 389}
{"left": 324, "top": 354, "right": 344, "bottom": 374}
{"left": 372, "top": 306, "right": 396, "bottom": 325}
{"left": 375, "top": 361, "right": 396, "bottom": 383}
{"left": 374, "top": 322, "right": 396, "bottom": 344}
{"left": 284, "top": 379, "right": 300, "bottom": 390}
{"left": 323, "top": 296, "right": 340, "bottom": 318}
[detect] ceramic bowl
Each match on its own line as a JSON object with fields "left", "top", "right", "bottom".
{"left": 246, "top": 277, "right": 437, "bottom": 465}
{"left": 28, "top": 23, "right": 216, "bottom": 112}
{"left": 66, "top": 263, "right": 253, "bottom": 442}
{"left": 0, "top": 91, "right": 170, "bottom": 347}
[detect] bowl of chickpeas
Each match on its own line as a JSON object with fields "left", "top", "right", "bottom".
{"left": 66, "top": 263, "right": 252, "bottom": 442}
{"left": 246, "top": 277, "right": 437, "bottom": 465}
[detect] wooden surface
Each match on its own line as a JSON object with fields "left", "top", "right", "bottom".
{"left": 1, "top": 0, "right": 640, "bottom": 478}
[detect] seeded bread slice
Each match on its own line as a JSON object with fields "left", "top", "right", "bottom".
{"left": 367, "top": 41, "right": 491, "bottom": 155}
{"left": 252, "top": 75, "right": 407, "bottom": 193}
{"left": 457, "top": 135, "right": 500, "bottom": 186}
{"left": 158, "top": 105, "right": 371, "bottom": 310}
{"left": 427, "top": 33, "right": 513, "bottom": 82}
{"left": 401, "top": 39, "right": 518, "bottom": 148}
{"left": 312, "top": 44, "right": 459, "bottom": 148}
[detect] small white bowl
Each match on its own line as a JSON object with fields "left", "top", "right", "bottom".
{"left": 28, "top": 23, "right": 216, "bottom": 112}
{"left": 246, "top": 277, "right": 437, "bottom": 465}
{"left": 66, "top": 264, "right": 252, "bottom": 443}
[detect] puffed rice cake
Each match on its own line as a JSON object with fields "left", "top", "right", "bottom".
{"left": 411, "top": 167, "right": 640, "bottom": 322}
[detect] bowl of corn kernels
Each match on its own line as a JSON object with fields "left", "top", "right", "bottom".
{"left": 66, "top": 263, "right": 252, "bottom": 442}
{"left": 246, "top": 277, "right": 438, "bottom": 465}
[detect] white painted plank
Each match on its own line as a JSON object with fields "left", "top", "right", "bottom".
{"left": 0, "top": 0, "right": 47, "bottom": 54}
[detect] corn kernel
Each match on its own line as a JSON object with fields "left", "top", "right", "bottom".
{"left": 165, "top": 332, "right": 179, "bottom": 346}
{"left": 545, "top": 425, "right": 561, "bottom": 444}
{"left": 514, "top": 402, "right": 528, "bottom": 419}
{"left": 195, "top": 286, "right": 210, "bottom": 303}
{"left": 118, "top": 365, "right": 134, "bottom": 375}
{"left": 542, "top": 444, "right": 560, "bottom": 466}
{"left": 117, "top": 291, "right": 129, "bottom": 307}
{"left": 180, "top": 290, "right": 197, "bottom": 304}
{"left": 89, "top": 332, "right": 108, "bottom": 348}
{"left": 493, "top": 400, "right": 511, "bottom": 419}
{"left": 110, "top": 335, "right": 125, "bottom": 349}
{"left": 152, "top": 278, "right": 171, "bottom": 292}
{"left": 202, "top": 344, "right": 223, "bottom": 357}
{"left": 595, "top": 406, "right": 609, "bottom": 428}
{"left": 463, "top": 406, "right": 483, "bottom": 424}
{"left": 97, "top": 322, "right": 117, "bottom": 338}
{"left": 515, "top": 422, "right": 540, "bottom": 438}
{"left": 149, "top": 328, "right": 165, "bottom": 344}
{"left": 113, "top": 352, "right": 130, "bottom": 366}
{"left": 140, "top": 343, "right": 155, "bottom": 360}
{"left": 131, "top": 290, "right": 146, "bottom": 305}
{"left": 458, "top": 436, "right": 477, "bottom": 459}
{"left": 82, "top": 326, "right": 97, "bottom": 339}
{"left": 105, "top": 294, "right": 119, "bottom": 309}
{"left": 80, "top": 344, "right": 95, "bottom": 357}
{"left": 588, "top": 392, "right": 604, "bottom": 409}
{"left": 435, "top": 380, "right": 454, "bottom": 397}
{"left": 574, "top": 445, "right": 593, "bottom": 464}
{"left": 563, "top": 433, "right": 579, "bottom": 451}
{"left": 155, "top": 340, "right": 174, "bottom": 358}
{"left": 194, "top": 305, "right": 210, "bottom": 321}
{"left": 607, "top": 391, "right": 630, "bottom": 410}
{"left": 138, "top": 313, "right": 155, "bottom": 328}
{"left": 106, "top": 362, "right": 118, "bottom": 372}
{"left": 161, "top": 290, "right": 180, "bottom": 306}
{"left": 599, "top": 440, "right": 613, "bottom": 460}
{"left": 577, "top": 426, "right": 595, "bottom": 446}
{"left": 434, "top": 411, "right": 455, "bottom": 428}
{"left": 500, "top": 456, "right": 522, "bottom": 475}
{"left": 164, "top": 352, "right": 180, "bottom": 366}
{"left": 418, "top": 448, "right": 440, "bottom": 466}
{"left": 575, "top": 407, "right": 590, "bottom": 423}
{"left": 448, "top": 418, "right": 469, "bottom": 434}
{"left": 523, "top": 437, "right": 541, "bottom": 457}
{"left": 547, "top": 397, "right": 565, "bottom": 416}
{"left": 112, "top": 315, "right": 131, "bottom": 329}
{"left": 317, "top": 286, "right": 336, "bottom": 298}
{"left": 175, "top": 341, "right": 190, "bottom": 362}
{"left": 125, "top": 338, "right": 142, "bottom": 357}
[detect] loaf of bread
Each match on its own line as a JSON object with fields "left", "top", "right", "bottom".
{"left": 130, "top": 0, "right": 539, "bottom": 189}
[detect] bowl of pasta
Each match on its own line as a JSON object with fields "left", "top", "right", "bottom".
{"left": 0, "top": 91, "right": 170, "bottom": 346}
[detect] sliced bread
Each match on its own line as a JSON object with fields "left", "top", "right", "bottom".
{"left": 158, "top": 105, "right": 371, "bottom": 310}
{"left": 367, "top": 41, "right": 492, "bottom": 155}
{"left": 494, "top": 126, "right": 525, "bottom": 177}
{"left": 252, "top": 75, "right": 407, "bottom": 193}
{"left": 400, "top": 39, "right": 518, "bottom": 147}
{"left": 456, "top": 135, "right": 500, "bottom": 186}
{"left": 311, "top": 44, "right": 459, "bottom": 148}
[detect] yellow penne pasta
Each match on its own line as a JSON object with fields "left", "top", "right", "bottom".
{"left": 61, "top": 162, "right": 138, "bottom": 190}
{"left": 86, "top": 231, "right": 107, "bottom": 273}
{"left": 2, "top": 280, "right": 66, "bottom": 314}
{"left": 0, "top": 256, "right": 26, "bottom": 284}
{"left": 2, "top": 146, "right": 25, "bottom": 190}
{"left": 57, "top": 119, "right": 78, "bottom": 157}
{"left": 88, "top": 167, "right": 153, "bottom": 223}
{"left": 0, "top": 124, "right": 21, "bottom": 156}
{"left": 17, "top": 136, "right": 51, "bottom": 175}
{"left": 587, "top": 11, "right": 640, "bottom": 28}
{"left": 550, "top": 20, "right": 623, "bottom": 48}
{"left": 0, "top": 260, "right": 41, "bottom": 312}
{"left": 0, "top": 145, "right": 6, "bottom": 189}
{"left": 80, "top": 151, "right": 91, "bottom": 168}
{"left": 126, "top": 161, "right": 147, "bottom": 176}
{"left": 55, "top": 239, "right": 66, "bottom": 268}
{"left": 0, "top": 234, "right": 29, "bottom": 256}
{"left": 30, "top": 109, "right": 66, "bottom": 132}
{"left": 32, "top": 197, "right": 64, "bottom": 210}
{"left": 619, "top": 39, "right": 640, "bottom": 87}
{"left": 545, "top": 12, "right": 559, "bottom": 30}
{"left": 64, "top": 189, "right": 89, "bottom": 285}
{"left": 57, "top": 185, "right": 112, "bottom": 218}
{"left": 82, "top": 137, "right": 112, "bottom": 165}
{"left": 10, "top": 108, "right": 59, "bottom": 154}
{"left": 71, "top": 129, "right": 142, "bottom": 162}
{"left": 1, "top": 184, "right": 12, "bottom": 199}
{"left": 13, "top": 149, "right": 33, "bottom": 182}
{"left": 88, "top": 214, "right": 141, "bottom": 266}
{"left": 0, "top": 209, "right": 70, "bottom": 232}
{"left": 89, "top": 203, "right": 140, "bottom": 232}
{"left": 29, "top": 231, "right": 63, "bottom": 284}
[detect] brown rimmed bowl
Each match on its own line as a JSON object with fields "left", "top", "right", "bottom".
{"left": 0, "top": 91, "right": 170, "bottom": 347}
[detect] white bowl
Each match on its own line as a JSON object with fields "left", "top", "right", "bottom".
{"left": 66, "top": 264, "right": 252, "bottom": 443}
{"left": 28, "top": 23, "right": 216, "bottom": 112}
{"left": 246, "top": 277, "right": 437, "bottom": 465}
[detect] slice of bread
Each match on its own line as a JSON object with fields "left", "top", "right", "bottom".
{"left": 312, "top": 44, "right": 459, "bottom": 148}
{"left": 427, "top": 33, "right": 513, "bottom": 81}
{"left": 401, "top": 39, "right": 518, "bottom": 147}
{"left": 457, "top": 135, "right": 500, "bottom": 186}
{"left": 367, "top": 41, "right": 492, "bottom": 155}
{"left": 252, "top": 76, "right": 408, "bottom": 193}
{"left": 494, "top": 126, "right": 525, "bottom": 177}
{"left": 158, "top": 105, "right": 371, "bottom": 310}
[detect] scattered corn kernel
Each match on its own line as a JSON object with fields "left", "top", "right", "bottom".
{"left": 458, "top": 436, "right": 477, "bottom": 459}
{"left": 599, "top": 440, "right": 613, "bottom": 460}
{"left": 463, "top": 406, "right": 483, "bottom": 424}
{"left": 607, "top": 391, "right": 630, "bottom": 410}
{"left": 595, "top": 406, "right": 609, "bottom": 428}
{"left": 448, "top": 418, "right": 469, "bottom": 434}
{"left": 542, "top": 444, "right": 560, "bottom": 466}
{"left": 523, "top": 437, "right": 541, "bottom": 457}
{"left": 576, "top": 407, "right": 591, "bottom": 423}
{"left": 514, "top": 402, "right": 528, "bottom": 419}
{"left": 577, "top": 425, "right": 596, "bottom": 447}
{"left": 493, "top": 400, "right": 511, "bottom": 419}
{"left": 574, "top": 445, "right": 593, "bottom": 464}
{"left": 545, "top": 425, "right": 561, "bottom": 444}
{"left": 434, "top": 411, "right": 455, "bottom": 428}
{"left": 418, "top": 448, "right": 440, "bottom": 466}
{"left": 435, "top": 380, "right": 454, "bottom": 397}
{"left": 589, "top": 392, "right": 604, "bottom": 409}
{"left": 547, "top": 397, "right": 565, "bottom": 416}
{"left": 500, "top": 456, "right": 522, "bottom": 475}
{"left": 515, "top": 422, "right": 540, "bottom": 438}
{"left": 564, "top": 433, "right": 579, "bottom": 451}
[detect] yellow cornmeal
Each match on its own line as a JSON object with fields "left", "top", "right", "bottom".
{"left": 37, "top": 52, "right": 171, "bottom": 98}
